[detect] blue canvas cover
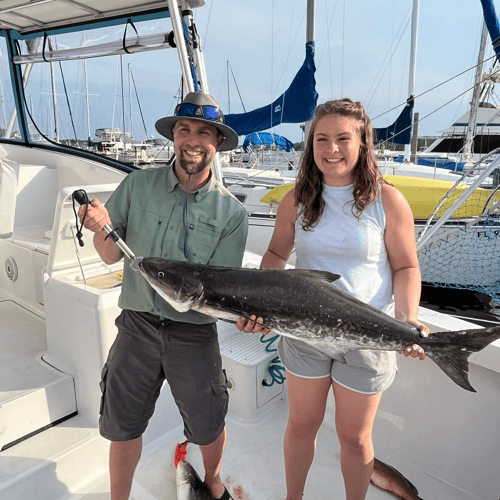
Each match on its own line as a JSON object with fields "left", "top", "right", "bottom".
{"left": 480, "top": 0, "right": 500, "bottom": 61}
{"left": 374, "top": 97, "right": 414, "bottom": 145}
{"left": 225, "top": 41, "right": 317, "bottom": 136}
{"left": 243, "top": 132, "right": 294, "bottom": 152}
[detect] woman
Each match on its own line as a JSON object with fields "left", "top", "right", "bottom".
{"left": 236, "top": 98, "right": 429, "bottom": 500}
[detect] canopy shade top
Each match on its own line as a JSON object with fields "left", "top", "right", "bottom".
{"left": 0, "top": 0, "right": 205, "bottom": 37}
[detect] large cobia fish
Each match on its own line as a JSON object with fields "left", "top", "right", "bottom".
{"left": 138, "top": 258, "right": 500, "bottom": 392}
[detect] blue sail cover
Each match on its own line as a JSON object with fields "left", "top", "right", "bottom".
{"left": 225, "top": 41, "right": 317, "bottom": 136}
{"left": 479, "top": 0, "right": 500, "bottom": 61}
{"left": 243, "top": 132, "right": 294, "bottom": 152}
{"left": 374, "top": 97, "right": 414, "bottom": 145}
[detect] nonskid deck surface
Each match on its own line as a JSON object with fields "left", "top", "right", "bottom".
{"left": 68, "top": 394, "right": 472, "bottom": 500}
{"left": 70, "top": 399, "right": 379, "bottom": 499}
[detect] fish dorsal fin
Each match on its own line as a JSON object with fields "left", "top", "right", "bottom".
{"left": 283, "top": 269, "right": 341, "bottom": 284}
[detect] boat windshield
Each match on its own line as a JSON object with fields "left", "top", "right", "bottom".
{"left": 1, "top": 17, "right": 182, "bottom": 163}
{"left": 0, "top": 37, "right": 20, "bottom": 141}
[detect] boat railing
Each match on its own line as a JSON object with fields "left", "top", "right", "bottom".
{"left": 416, "top": 148, "right": 500, "bottom": 250}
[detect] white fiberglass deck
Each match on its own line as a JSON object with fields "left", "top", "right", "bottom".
{"left": 64, "top": 355, "right": 498, "bottom": 500}
{"left": 66, "top": 397, "right": 407, "bottom": 500}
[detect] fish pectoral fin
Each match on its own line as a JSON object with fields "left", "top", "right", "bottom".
{"left": 312, "top": 344, "right": 348, "bottom": 364}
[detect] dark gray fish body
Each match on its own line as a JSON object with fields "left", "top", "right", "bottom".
{"left": 176, "top": 460, "right": 213, "bottom": 500}
{"left": 139, "top": 258, "right": 500, "bottom": 392}
{"left": 371, "top": 458, "right": 424, "bottom": 499}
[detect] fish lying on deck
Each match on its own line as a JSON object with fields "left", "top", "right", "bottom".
{"left": 176, "top": 460, "right": 213, "bottom": 500}
{"left": 371, "top": 458, "right": 424, "bottom": 499}
{"left": 139, "top": 258, "right": 500, "bottom": 392}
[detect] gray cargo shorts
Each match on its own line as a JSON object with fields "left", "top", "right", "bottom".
{"left": 99, "top": 309, "right": 228, "bottom": 445}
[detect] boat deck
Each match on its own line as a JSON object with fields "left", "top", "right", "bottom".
{"left": 65, "top": 387, "right": 482, "bottom": 500}
{"left": 69, "top": 400, "right": 406, "bottom": 500}
{"left": 0, "top": 298, "right": 77, "bottom": 452}
{"left": 2, "top": 290, "right": 499, "bottom": 499}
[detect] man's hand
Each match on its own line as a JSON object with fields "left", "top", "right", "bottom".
{"left": 78, "top": 198, "right": 112, "bottom": 233}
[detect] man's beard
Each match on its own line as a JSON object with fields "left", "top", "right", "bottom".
{"left": 178, "top": 150, "right": 212, "bottom": 174}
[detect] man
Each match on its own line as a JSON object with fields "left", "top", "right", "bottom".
{"left": 79, "top": 92, "right": 246, "bottom": 500}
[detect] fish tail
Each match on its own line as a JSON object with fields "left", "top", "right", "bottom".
{"left": 425, "top": 326, "right": 500, "bottom": 392}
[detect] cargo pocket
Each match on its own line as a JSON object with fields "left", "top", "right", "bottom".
{"left": 210, "top": 382, "right": 229, "bottom": 431}
{"left": 99, "top": 364, "right": 109, "bottom": 415}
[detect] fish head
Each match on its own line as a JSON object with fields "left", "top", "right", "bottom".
{"left": 176, "top": 460, "right": 212, "bottom": 500}
{"left": 138, "top": 258, "right": 203, "bottom": 313}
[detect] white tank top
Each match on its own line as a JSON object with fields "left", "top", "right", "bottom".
{"left": 294, "top": 183, "right": 394, "bottom": 314}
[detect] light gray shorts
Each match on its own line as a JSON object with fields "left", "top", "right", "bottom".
{"left": 278, "top": 336, "right": 398, "bottom": 395}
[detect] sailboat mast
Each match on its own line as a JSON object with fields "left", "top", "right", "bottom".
{"left": 50, "top": 60, "right": 59, "bottom": 141}
{"left": 120, "top": 55, "right": 125, "bottom": 139}
{"left": 463, "top": 21, "right": 489, "bottom": 162}
{"left": 84, "top": 58, "right": 91, "bottom": 142}
{"left": 403, "top": 0, "right": 419, "bottom": 161}
{"left": 111, "top": 58, "right": 120, "bottom": 130}
{"left": 128, "top": 63, "right": 133, "bottom": 138}
{"left": 227, "top": 61, "right": 230, "bottom": 114}
{"left": 306, "top": 0, "right": 315, "bottom": 45}
{"left": 303, "top": 0, "right": 316, "bottom": 141}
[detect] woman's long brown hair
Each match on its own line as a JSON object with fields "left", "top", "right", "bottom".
{"left": 295, "top": 98, "right": 385, "bottom": 230}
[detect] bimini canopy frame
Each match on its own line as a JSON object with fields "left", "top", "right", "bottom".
{"left": 0, "top": 0, "right": 226, "bottom": 180}
{"left": 0, "top": 0, "right": 204, "bottom": 38}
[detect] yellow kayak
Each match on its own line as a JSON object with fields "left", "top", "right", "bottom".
{"left": 260, "top": 175, "right": 500, "bottom": 219}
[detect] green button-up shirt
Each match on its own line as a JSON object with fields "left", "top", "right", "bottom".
{"left": 106, "top": 165, "right": 248, "bottom": 323}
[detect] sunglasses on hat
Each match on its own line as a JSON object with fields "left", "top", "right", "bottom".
{"left": 175, "top": 103, "right": 224, "bottom": 123}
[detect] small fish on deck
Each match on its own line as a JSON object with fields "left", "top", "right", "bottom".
{"left": 176, "top": 460, "right": 214, "bottom": 500}
{"left": 371, "top": 458, "right": 424, "bottom": 500}
{"left": 139, "top": 258, "right": 500, "bottom": 392}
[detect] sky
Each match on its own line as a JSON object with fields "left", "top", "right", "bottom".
{"left": 5, "top": 0, "right": 496, "bottom": 145}
{"left": 193, "top": 0, "right": 491, "bottom": 143}
{"left": 193, "top": 0, "right": 489, "bottom": 143}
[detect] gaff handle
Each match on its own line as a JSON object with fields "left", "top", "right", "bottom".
{"left": 72, "top": 189, "right": 137, "bottom": 261}
{"left": 73, "top": 189, "right": 90, "bottom": 205}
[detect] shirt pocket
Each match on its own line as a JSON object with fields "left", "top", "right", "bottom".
{"left": 127, "top": 206, "right": 166, "bottom": 258}
{"left": 180, "top": 216, "right": 223, "bottom": 264}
